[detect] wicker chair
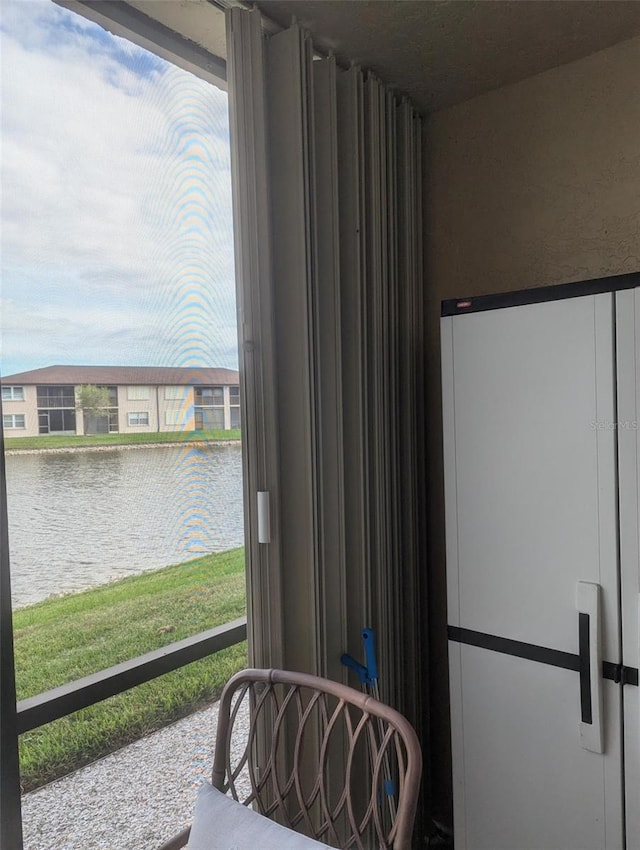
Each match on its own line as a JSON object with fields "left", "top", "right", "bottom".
{"left": 162, "top": 668, "right": 422, "bottom": 850}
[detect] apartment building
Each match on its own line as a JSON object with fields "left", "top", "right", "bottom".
{"left": 1, "top": 365, "right": 240, "bottom": 437}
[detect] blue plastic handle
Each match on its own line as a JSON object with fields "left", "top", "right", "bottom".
{"left": 361, "top": 628, "right": 378, "bottom": 682}
{"left": 341, "top": 653, "right": 370, "bottom": 685}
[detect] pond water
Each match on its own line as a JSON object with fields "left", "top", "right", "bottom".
{"left": 4, "top": 444, "right": 244, "bottom": 608}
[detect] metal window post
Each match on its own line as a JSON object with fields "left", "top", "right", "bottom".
{"left": 0, "top": 418, "right": 23, "bottom": 849}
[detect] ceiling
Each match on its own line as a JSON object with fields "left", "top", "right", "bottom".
{"left": 129, "top": 0, "right": 228, "bottom": 62}
{"left": 253, "top": 1, "right": 640, "bottom": 112}
{"left": 83, "top": 1, "right": 640, "bottom": 114}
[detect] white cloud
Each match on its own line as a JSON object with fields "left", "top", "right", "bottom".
{"left": 1, "top": 0, "right": 237, "bottom": 374}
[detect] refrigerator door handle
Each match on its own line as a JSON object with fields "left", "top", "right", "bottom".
{"left": 576, "top": 581, "right": 604, "bottom": 753}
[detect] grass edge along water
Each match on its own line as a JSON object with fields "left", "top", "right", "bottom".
{"left": 15, "top": 548, "right": 247, "bottom": 791}
{"left": 5, "top": 429, "right": 241, "bottom": 452}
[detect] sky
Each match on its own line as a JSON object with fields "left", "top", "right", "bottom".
{"left": 0, "top": 0, "right": 238, "bottom": 378}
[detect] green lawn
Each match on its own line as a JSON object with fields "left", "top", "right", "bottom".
{"left": 5, "top": 429, "right": 241, "bottom": 452}
{"left": 15, "top": 548, "right": 247, "bottom": 790}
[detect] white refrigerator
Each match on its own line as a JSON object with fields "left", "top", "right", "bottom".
{"left": 441, "top": 274, "right": 640, "bottom": 850}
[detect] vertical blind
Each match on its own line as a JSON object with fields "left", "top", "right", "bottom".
{"left": 227, "top": 8, "right": 425, "bottom": 730}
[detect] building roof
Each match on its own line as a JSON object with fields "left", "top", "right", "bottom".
{"left": 1, "top": 365, "right": 239, "bottom": 386}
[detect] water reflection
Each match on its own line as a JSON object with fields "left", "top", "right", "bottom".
{"left": 5, "top": 445, "right": 244, "bottom": 607}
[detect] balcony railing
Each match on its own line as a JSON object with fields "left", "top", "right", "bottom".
{"left": 17, "top": 617, "right": 247, "bottom": 733}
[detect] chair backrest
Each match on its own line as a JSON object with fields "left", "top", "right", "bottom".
{"left": 211, "top": 668, "right": 422, "bottom": 850}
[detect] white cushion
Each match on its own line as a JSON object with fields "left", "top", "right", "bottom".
{"left": 186, "top": 782, "right": 337, "bottom": 850}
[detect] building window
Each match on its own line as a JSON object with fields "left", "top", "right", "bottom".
{"left": 127, "top": 386, "right": 150, "bottom": 400}
{"left": 128, "top": 412, "right": 149, "bottom": 426}
{"left": 101, "top": 387, "right": 119, "bottom": 433}
{"left": 164, "top": 386, "right": 183, "bottom": 400}
{"left": 107, "top": 410, "right": 119, "bottom": 433}
{"left": 194, "top": 408, "right": 224, "bottom": 430}
{"left": 3, "top": 414, "right": 25, "bottom": 429}
{"left": 194, "top": 386, "right": 224, "bottom": 405}
{"left": 39, "top": 409, "right": 76, "bottom": 434}
{"left": 77, "top": 386, "right": 118, "bottom": 434}
{"left": 229, "top": 385, "right": 240, "bottom": 430}
{"left": 36, "top": 385, "right": 75, "bottom": 408}
{"left": 100, "top": 386, "right": 118, "bottom": 407}
{"left": 194, "top": 386, "right": 226, "bottom": 430}
{"left": 37, "top": 385, "right": 77, "bottom": 434}
{"left": 1, "top": 386, "right": 24, "bottom": 401}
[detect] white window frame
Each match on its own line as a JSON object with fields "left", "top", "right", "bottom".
{"left": 3, "top": 414, "right": 25, "bottom": 429}
{"left": 127, "top": 411, "right": 149, "bottom": 426}
{"left": 1, "top": 386, "right": 24, "bottom": 402}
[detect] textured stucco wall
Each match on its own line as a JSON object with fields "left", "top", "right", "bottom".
{"left": 424, "top": 35, "right": 640, "bottom": 825}
{"left": 117, "top": 386, "right": 159, "bottom": 433}
{"left": 158, "top": 386, "right": 195, "bottom": 431}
